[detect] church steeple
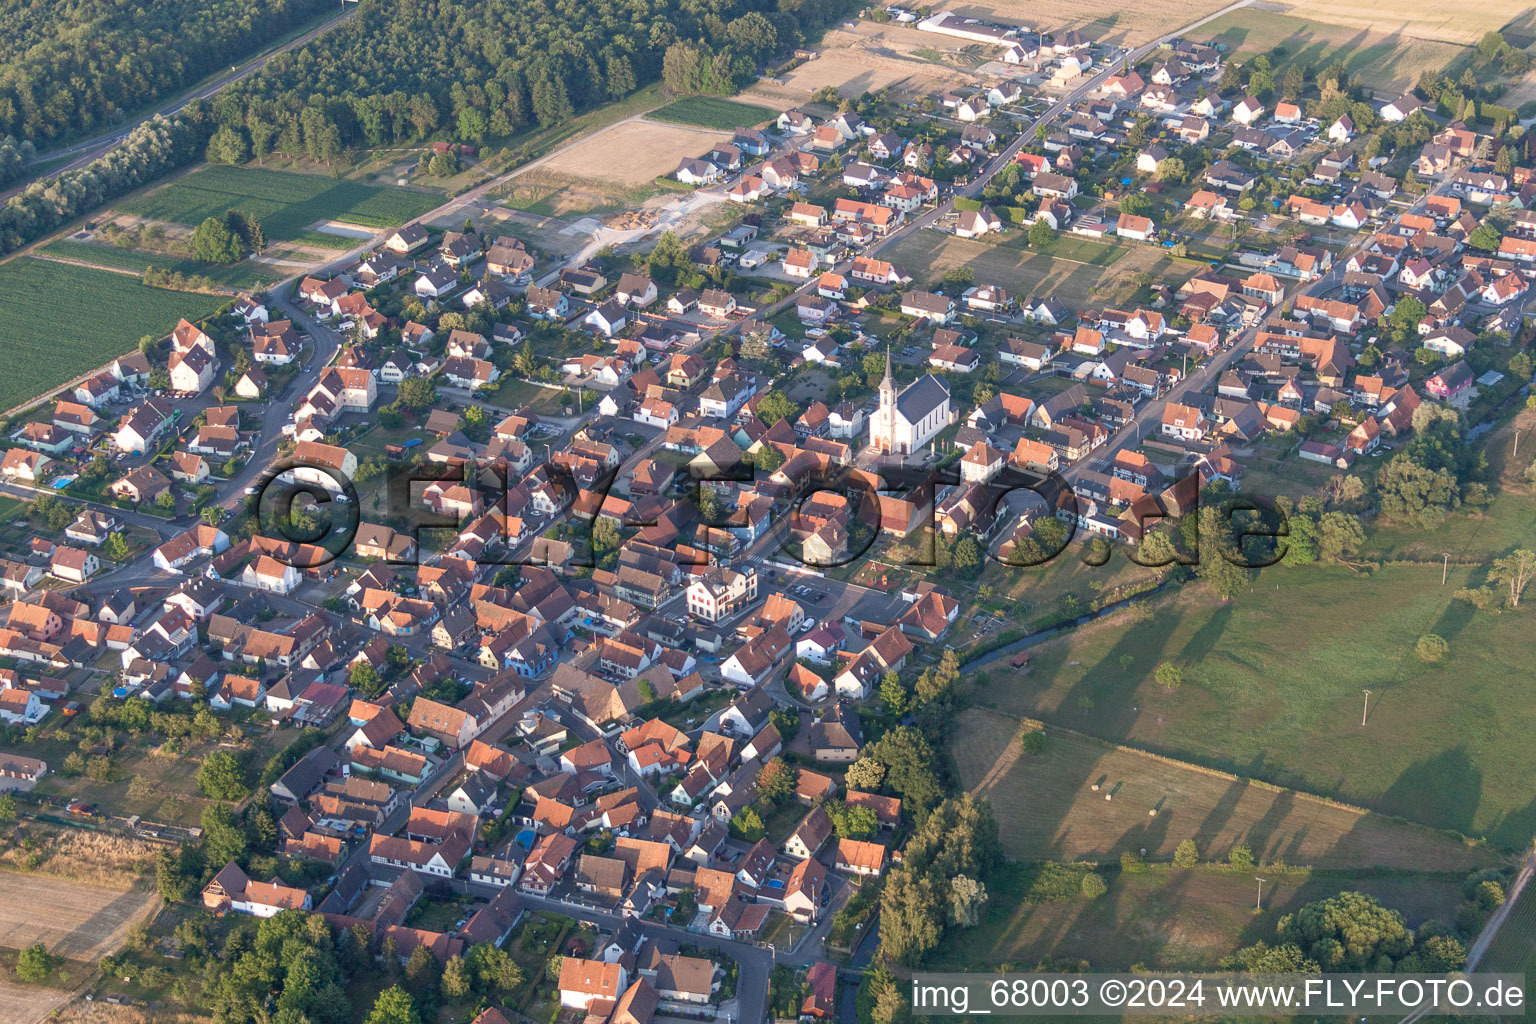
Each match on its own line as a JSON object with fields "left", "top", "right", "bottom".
{"left": 880, "top": 343, "right": 895, "bottom": 398}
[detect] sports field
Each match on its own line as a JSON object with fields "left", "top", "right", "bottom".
{"left": 0, "top": 258, "right": 224, "bottom": 413}
{"left": 1198, "top": 9, "right": 1467, "bottom": 91}
{"left": 647, "top": 97, "right": 777, "bottom": 130}
{"left": 116, "top": 166, "right": 441, "bottom": 241}
{"left": 954, "top": 708, "right": 1498, "bottom": 870}
{"left": 968, "top": 558, "right": 1536, "bottom": 847}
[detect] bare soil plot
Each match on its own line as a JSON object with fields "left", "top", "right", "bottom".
{"left": 880, "top": 230, "right": 1193, "bottom": 308}
{"left": 0, "top": 977, "right": 73, "bottom": 1024}
{"left": 537, "top": 121, "right": 733, "bottom": 189}
{"left": 954, "top": 708, "right": 1500, "bottom": 871}
{"left": 950, "top": 0, "right": 1236, "bottom": 46}
{"left": 0, "top": 872, "right": 158, "bottom": 961}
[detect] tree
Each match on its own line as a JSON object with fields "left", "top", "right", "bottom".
{"left": 1028, "top": 219, "right": 1055, "bottom": 246}
{"left": 0, "top": 792, "right": 14, "bottom": 826}
{"left": 1317, "top": 512, "right": 1364, "bottom": 562}
{"left": 350, "top": 661, "right": 381, "bottom": 693}
{"left": 366, "top": 986, "right": 420, "bottom": 1024}
{"left": 948, "top": 874, "right": 988, "bottom": 927}
{"left": 1467, "top": 223, "right": 1503, "bottom": 251}
{"left": 1224, "top": 941, "right": 1320, "bottom": 972}
{"left": 879, "top": 868, "right": 944, "bottom": 963}
{"left": 440, "top": 954, "right": 471, "bottom": 1000}
{"left": 396, "top": 377, "right": 437, "bottom": 410}
{"left": 826, "top": 800, "right": 879, "bottom": 839}
{"left": 1155, "top": 662, "right": 1183, "bottom": 690}
{"left": 756, "top": 759, "right": 798, "bottom": 805}
{"left": 1173, "top": 839, "right": 1199, "bottom": 867}
{"left": 1229, "top": 844, "right": 1255, "bottom": 870}
{"left": 192, "top": 216, "right": 242, "bottom": 264}
{"left": 1080, "top": 872, "right": 1108, "bottom": 898}
{"left": 756, "top": 391, "right": 798, "bottom": 426}
{"left": 1489, "top": 549, "right": 1536, "bottom": 607}
{"left": 1275, "top": 891, "right": 1413, "bottom": 970}
{"left": 197, "top": 749, "right": 247, "bottom": 800}
{"left": 729, "top": 807, "right": 765, "bottom": 842}
{"left": 200, "top": 803, "right": 247, "bottom": 865}
{"left": 1155, "top": 157, "right": 1187, "bottom": 183}
{"left": 950, "top": 536, "right": 983, "bottom": 578}
{"left": 879, "top": 669, "right": 909, "bottom": 714}
{"left": 1416, "top": 633, "right": 1448, "bottom": 663}
{"left": 456, "top": 108, "right": 488, "bottom": 143}
{"left": 591, "top": 517, "right": 621, "bottom": 555}
{"left": 206, "top": 125, "right": 249, "bottom": 165}
{"left": 467, "top": 942, "right": 524, "bottom": 995}
{"left": 845, "top": 756, "right": 886, "bottom": 791}
{"left": 15, "top": 943, "right": 55, "bottom": 983}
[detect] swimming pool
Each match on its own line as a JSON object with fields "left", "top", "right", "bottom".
{"left": 515, "top": 828, "right": 536, "bottom": 850}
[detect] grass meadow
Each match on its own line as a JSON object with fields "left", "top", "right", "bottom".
{"left": 966, "top": 555, "right": 1536, "bottom": 847}
{"left": 0, "top": 257, "right": 224, "bottom": 411}
{"left": 116, "top": 166, "right": 441, "bottom": 240}
{"left": 42, "top": 240, "right": 282, "bottom": 288}
{"left": 929, "top": 861, "right": 1470, "bottom": 970}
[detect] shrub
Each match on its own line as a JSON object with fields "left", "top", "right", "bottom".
{"left": 1080, "top": 872, "right": 1107, "bottom": 898}
{"left": 1416, "top": 634, "right": 1449, "bottom": 662}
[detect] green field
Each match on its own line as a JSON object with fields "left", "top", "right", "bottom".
{"left": 647, "top": 96, "right": 777, "bottom": 130}
{"left": 41, "top": 241, "right": 282, "bottom": 288}
{"left": 1198, "top": 9, "right": 1467, "bottom": 92}
{"left": 931, "top": 862, "right": 1468, "bottom": 970}
{"left": 968, "top": 550, "right": 1536, "bottom": 848}
{"left": 115, "top": 166, "right": 442, "bottom": 241}
{"left": 1481, "top": 878, "right": 1536, "bottom": 976}
{"left": 0, "top": 258, "right": 225, "bottom": 412}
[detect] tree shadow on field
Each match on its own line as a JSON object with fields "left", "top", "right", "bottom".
{"left": 1237, "top": 788, "right": 1298, "bottom": 866}
{"left": 1423, "top": 586, "right": 1477, "bottom": 646}
{"left": 1056, "top": 609, "right": 1188, "bottom": 740}
{"left": 1378, "top": 747, "right": 1483, "bottom": 836}
{"left": 1178, "top": 602, "right": 1233, "bottom": 670}
{"left": 1485, "top": 791, "right": 1536, "bottom": 852}
{"left": 1191, "top": 778, "right": 1249, "bottom": 858}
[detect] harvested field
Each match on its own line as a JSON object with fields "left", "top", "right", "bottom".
{"left": 879, "top": 230, "right": 1191, "bottom": 308}
{"left": 954, "top": 708, "right": 1501, "bottom": 870}
{"left": 1271, "top": 0, "right": 1509, "bottom": 46}
{"left": 747, "top": 24, "right": 975, "bottom": 103}
{"left": 535, "top": 120, "right": 733, "bottom": 189}
{"left": 1198, "top": 9, "right": 1467, "bottom": 91}
{"left": 949, "top": 0, "right": 1236, "bottom": 46}
{"left": 0, "top": 871, "right": 158, "bottom": 961}
{"left": 0, "top": 977, "right": 74, "bottom": 1024}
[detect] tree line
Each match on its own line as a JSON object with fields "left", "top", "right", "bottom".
{"left": 0, "top": 0, "right": 332, "bottom": 149}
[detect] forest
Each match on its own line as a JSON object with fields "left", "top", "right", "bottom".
{"left": 203, "top": 0, "right": 853, "bottom": 162}
{"left": 0, "top": 0, "right": 333, "bottom": 150}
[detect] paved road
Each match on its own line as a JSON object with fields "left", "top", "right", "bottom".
{"left": 0, "top": 7, "right": 360, "bottom": 203}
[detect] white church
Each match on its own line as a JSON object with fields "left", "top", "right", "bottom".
{"left": 868, "top": 352, "right": 954, "bottom": 455}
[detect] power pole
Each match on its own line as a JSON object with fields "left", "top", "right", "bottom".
{"left": 1254, "top": 876, "right": 1267, "bottom": 911}
{"left": 1515, "top": 431, "right": 1522, "bottom": 461}
{"left": 1361, "top": 688, "right": 1371, "bottom": 727}
{"left": 1442, "top": 553, "right": 1449, "bottom": 586}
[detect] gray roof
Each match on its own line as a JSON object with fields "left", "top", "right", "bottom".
{"left": 896, "top": 373, "right": 950, "bottom": 423}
